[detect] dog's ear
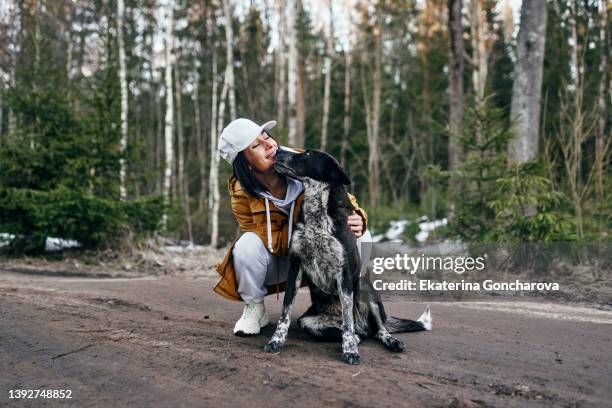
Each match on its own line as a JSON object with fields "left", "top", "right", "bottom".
{"left": 331, "top": 163, "right": 351, "bottom": 185}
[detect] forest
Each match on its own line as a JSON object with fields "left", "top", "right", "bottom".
{"left": 0, "top": 0, "right": 610, "bottom": 251}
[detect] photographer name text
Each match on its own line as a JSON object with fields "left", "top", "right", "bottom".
{"left": 373, "top": 279, "right": 560, "bottom": 291}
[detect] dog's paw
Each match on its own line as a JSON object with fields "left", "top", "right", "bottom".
{"left": 385, "top": 337, "right": 405, "bottom": 353}
{"left": 264, "top": 341, "right": 284, "bottom": 353}
{"left": 342, "top": 352, "right": 361, "bottom": 365}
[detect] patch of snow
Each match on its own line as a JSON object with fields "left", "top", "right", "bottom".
{"left": 416, "top": 218, "right": 448, "bottom": 242}
{"left": 1, "top": 233, "right": 81, "bottom": 251}
{"left": 372, "top": 215, "right": 436, "bottom": 243}
{"left": 385, "top": 220, "right": 409, "bottom": 241}
{"left": 45, "top": 237, "right": 81, "bottom": 251}
{"left": 164, "top": 242, "right": 209, "bottom": 252}
{"left": 414, "top": 231, "right": 428, "bottom": 243}
{"left": 0, "top": 233, "right": 16, "bottom": 248}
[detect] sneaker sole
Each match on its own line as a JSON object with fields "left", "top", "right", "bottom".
{"left": 234, "top": 329, "right": 259, "bottom": 337}
{"left": 233, "top": 315, "right": 269, "bottom": 337}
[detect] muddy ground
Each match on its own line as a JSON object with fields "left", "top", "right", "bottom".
{"left": 1, "top": 249, "right": 611, "bottom": 407}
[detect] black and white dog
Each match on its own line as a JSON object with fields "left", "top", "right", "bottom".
{"left": 264, "top": 149, "right": 431, "bottom": 365}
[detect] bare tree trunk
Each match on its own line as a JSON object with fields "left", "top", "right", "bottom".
{"left": 222, "top": 0, "right": 236, "bottom": 121}
{"left": 420, "top": 3, "right": 433, "bottom": 200}
{"left": 469, "top": 0, "right": 489, "bottom": 105}
{"left": 34, "top": 0, "right": 41, "bottom": 85}
{"left": 193, "top": 62, "right": 207, "bottom": 216}
{"left": 368, "top": 3, "right": 382, "bottom": 208}
{"left": 7, "top": 0, "right": 20, "bottom": 136}
{"left": 275, "top": 0, "right": 286, "bottom": 127}
{"left": 210, "top": 45, "right": 230, "bottom": 248}
{"left": 557, "top": 85, "right": 587, "bottom": 239}
{"left": 296, "top": 60, "right": 306, "bottom": 147}
{"left": 147, "top": 34, "right": 158, "bottom": 193}
{"left": 8, "top": 61, "right": 16, "bottom": 135}
{"left": 210, "top": 81, "right": 228, "bottom": 248}
{"left": 596, "top": 0, "right": 608, "bottom": 203}
{"left": 508, "top": 0, "right": 548, "bottom": 164}
{"left": 448, "top": 0, "right": 464, "bottom": 172}
{"left": 207, "top": 47, "right": 219, "bottom": 242}
{"left": 209, "top": 47, "right": 219, "bottom": 212}
{"left": 63, "top": 5, "right": 74, "bottom": 83}
{"left": 163, "top": 0, "right": 175, "bottom": 229}
{"left": 156, "top": 84, "right": 164, "bottom": 195}
{"left": 340, "top": 0, "right": 353, "bottom": 168}
{"left": 286, "top": 0, "right": 298, "bottom": 145}
{"left": 320, "top": 0, "right": 334, "bottom": 151}
{"left": 0, "top": 82, "right": 3, "bottom": 138}
{"left": 569, "top": 1, "right": 582, "bottom": 93}
{"left": 74, "top": 4, "right": 86, "bottom": 113}
{"left": 148, "top": 83, "right": 157, "bottom": 195}
{"left": 570, "top": 0, "right": 583, "bottom": 216}
{"left": 174, "top": 61, "right": 193, "bottom": 242}
{"left": 208, "top": 0, "right": 237, "bottom": 247}
{"left": 117, "top": 0, "right": 128, "bottom": 199}
{"left": 500, "top": 1, "right": 515, "bottom": 51}
{"left": 30, "top": 0, "right": 43, "bottom": 149}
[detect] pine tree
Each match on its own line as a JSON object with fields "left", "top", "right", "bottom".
{"left": 448, "top": 95, "right": 573, "bottom": 243}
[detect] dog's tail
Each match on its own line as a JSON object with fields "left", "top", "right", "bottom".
{"left": 385, "top": 305, "right": 432, "bottom": 334}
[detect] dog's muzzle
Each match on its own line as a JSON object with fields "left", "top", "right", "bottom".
{"left": 273, "top": 162, "right": 297, "bottom": 178}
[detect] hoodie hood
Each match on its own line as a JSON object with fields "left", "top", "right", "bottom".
{"left": 259, "top": 177, "right": 303, "bottom": 215}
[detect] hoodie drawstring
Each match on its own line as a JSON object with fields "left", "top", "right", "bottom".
{"left": 264, "top": 197, "right": 280, "bottom": 300}
{"left": 264, "top": 198, "right": 273, "bottom": 252}
{"left": 265, "top": 197, "right": 297, "bottom": 300}
{"left": 288, "top": 201, "right": 295, "bottom": 247}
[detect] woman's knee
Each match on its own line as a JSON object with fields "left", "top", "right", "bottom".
{"left": 233, "top": 232, "right": 265, "bottom": 260}
{"left": 232, "top": 232, "right": 270, "bottom": 279}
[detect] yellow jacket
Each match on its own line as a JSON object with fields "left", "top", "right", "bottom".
{"left": 213, "top": 174, "right": 368, "bottom": 301}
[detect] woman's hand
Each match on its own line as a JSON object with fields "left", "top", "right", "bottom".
{"left": 348, "top": 211, "right": 364, "bottom": 238}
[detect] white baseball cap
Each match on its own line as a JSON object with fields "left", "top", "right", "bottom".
{"left": 218, "top": 118, "right": 277, "bottom": 164}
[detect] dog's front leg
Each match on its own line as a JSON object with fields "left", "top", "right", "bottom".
{"left": 264, "top": 254, "right": 302, "bottom": 353}
{"left": 337, "top": 273, "right": 361, "bottom": 365}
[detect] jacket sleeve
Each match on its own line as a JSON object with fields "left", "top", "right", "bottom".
{"left": 231, "top": 192, "right": 257, "bottom": 232}
{"left": 348, "top": 193, "right": 368, "bottom": 234}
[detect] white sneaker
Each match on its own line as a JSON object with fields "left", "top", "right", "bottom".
{"left": 233, "top": 302, "right": 269, "bottom": 336}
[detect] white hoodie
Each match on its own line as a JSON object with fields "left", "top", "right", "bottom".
{"left": 259, "top": 176, "right": 304, "bottom": 252}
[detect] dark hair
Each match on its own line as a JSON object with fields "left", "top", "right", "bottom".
{"left": 232, "top": 131, "right": 277, "bottom": 197}
{"left": 233, "top": 151, "right": 267, "bottom": 197}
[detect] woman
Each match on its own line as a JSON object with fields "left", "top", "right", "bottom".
{"left": 214, "top": 118, "right": 371, "bottom": 336}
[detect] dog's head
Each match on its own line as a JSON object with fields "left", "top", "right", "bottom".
{"left": 274, "top": 149, "right": 351, "bottom": 185}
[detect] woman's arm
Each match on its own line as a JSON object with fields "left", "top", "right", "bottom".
{"left": 348, "top": 193, "right": 368, "bottom": 235}
{"left": 231, "top": 192, "right": 257, "bottom": 232}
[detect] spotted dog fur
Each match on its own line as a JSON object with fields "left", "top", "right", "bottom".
{"left": 264, "top": 149, "right": 431, "bottom": 364}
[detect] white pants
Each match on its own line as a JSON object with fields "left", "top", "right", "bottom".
{"left": 233, "top": 230, "right": 373, "bottom": 304}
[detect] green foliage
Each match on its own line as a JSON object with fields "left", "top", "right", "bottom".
{"left": 444, "top": 95, "right": 574, "bottom": 243}
{"left": 0, "top": 9, "right": 164, "bottom": 253}
{"left": 362, "top": 202, "right": 421, "bottom": 236}
{"left": 0, "top": 186, "right": 163, "bottom": 247}
{"left": 487, "top": 162, "right": 575, "bottom": 242}
{"left": 420, "top": 164, "right": 450, "bottom": 220}
{"left": 1, "top": 0, "right": 604, "bottom": 247}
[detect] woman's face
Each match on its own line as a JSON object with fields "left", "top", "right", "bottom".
{"left": 243, "top": 132, "right": 279, "bottom": 173}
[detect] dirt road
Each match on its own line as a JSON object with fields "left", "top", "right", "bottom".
{"left": 1, "top": 270, "right": 611, "bottom": 407}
